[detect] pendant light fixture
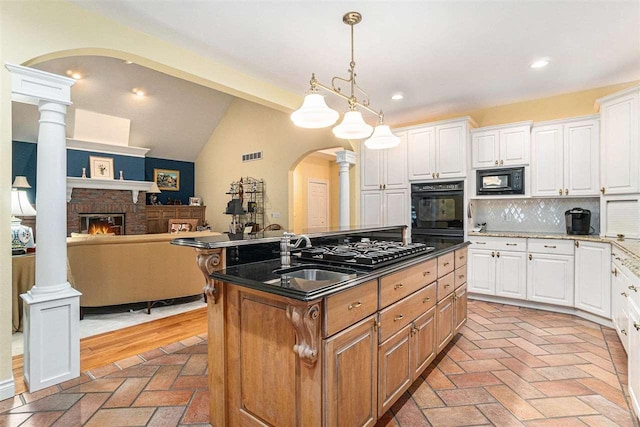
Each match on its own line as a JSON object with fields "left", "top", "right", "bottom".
{"left": 290, "top": 11, "right": 400, "bottom": 149}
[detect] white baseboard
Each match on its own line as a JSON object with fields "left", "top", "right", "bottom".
{"left": 0, "top": 377, "right": 16, "bottom": 401}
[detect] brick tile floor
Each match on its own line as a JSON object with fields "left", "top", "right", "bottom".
{"left": 0, "top": 302, "right": 638, "bottom": 426}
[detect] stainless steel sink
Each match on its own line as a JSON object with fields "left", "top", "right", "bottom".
{"left": 267, "top": 264, "right": 357, "bottom": 290}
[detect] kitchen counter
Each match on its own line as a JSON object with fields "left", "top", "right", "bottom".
{"left": 171, "top": 225, "right": 408, "bottom": 249}
{"left": 468, "top": 231, "right": 640, "bottom": 276}
{"left": 210, "top": 241, "right": 468, "bottom": 301}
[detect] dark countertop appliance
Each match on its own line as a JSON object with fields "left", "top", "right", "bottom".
{"left": 565, "top": 208, "right": 592, "bottom": 235}
{"left": 476, "top": 167, "right": 525, "bottom": 195}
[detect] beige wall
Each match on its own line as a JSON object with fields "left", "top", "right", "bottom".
{"left": 195, "top": 99, "right": 350, "bottom": 232}
{"left": 292, "top": 155, "right": 340, "bottom": 232}
{"left": 397, "top": 81, "right": 640, "bottom": 129}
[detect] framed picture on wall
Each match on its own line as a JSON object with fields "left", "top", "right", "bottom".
{"left": 154, "top": 168, "right": 180, "bottom": 191}
{"left": 89, "top": 156, "right": 114, "bottom": 180}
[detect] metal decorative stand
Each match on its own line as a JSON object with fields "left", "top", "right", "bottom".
{"left": 225, "top": 177, "right": 264, "bottom": 233}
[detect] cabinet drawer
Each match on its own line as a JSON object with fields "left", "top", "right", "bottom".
{"left": 455, "top": 247, "right": 467, "bottom": 268}
{"left": 379, "top": 284, "right": 436, "bottom": 342}
{"left": 325, "top": 280, "right": 378, "bottom": 337}
{"left": 454, "top": 266, "right": 467, "bottom": 289}
{"left": 438, "top": 252, "right": 454, "bottom": 277}
{"left": 469, "top": 236, "right": 526, "bottom": 252}
{"left": 612, "top": 246, "right": 628, "bottom": 265}
{"left": 528, "top": 239, "right": 574, "bottom": 255}
{"left": 380, "top": 259, "right": 437, "bottom": 308}
{"left": 438, "top": 272, "right": 455, "bottom": 300}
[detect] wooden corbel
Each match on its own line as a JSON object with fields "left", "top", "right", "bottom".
{"left": 286, "top": 301, "right": 321, "bottom": 367}
{"left": 195, "top": 248, "right": 223, "bottom": 304}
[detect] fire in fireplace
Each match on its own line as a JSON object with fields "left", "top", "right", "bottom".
{"left": 79, "top": 213, "right": 125, "bottom": 235}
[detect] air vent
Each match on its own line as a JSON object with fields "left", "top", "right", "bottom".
{"left": 242, "top": 151, "right": 263, "bottom": 162}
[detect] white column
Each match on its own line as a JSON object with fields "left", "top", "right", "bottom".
{"left": 335, "top": 150, "right": 356, "bottom": 227}
{"left": 7, "top": 64, "right": 80, "bottom": 392}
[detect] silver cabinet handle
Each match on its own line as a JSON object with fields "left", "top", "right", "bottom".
{"left": 495, "top": 160, "right": 499, "bottom": 165}
{"left": 544, "top": 245, "right": 556, "bottom": 249}
{"left": 506, "top": 243, "right": 518, "bottom": 246}
{"left": 499, "top": 160, "right": 504, "bottom": 166}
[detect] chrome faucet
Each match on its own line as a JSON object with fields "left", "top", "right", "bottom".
{"left": 280, "top": 232, "right": 312, "bottom": 267}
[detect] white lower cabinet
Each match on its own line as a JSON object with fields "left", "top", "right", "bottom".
{"left": 467, "top": 249, "right": 496, "bottom": 295}
{"left": 467, "top": 237, "right": 526, "bottom": 300}
{"left": 527, "top": 252, "right": 574, "bottom": 307}
{"left": 628, "top": 300, "right": 640, "bottom": 421}
{"left": 612, "top": 263, "right": 631, "bottom": 351}
{"left": 574, "top": 241, "right": 611, "bottom": 318}
{"left": 495, "top": 251, "right": 527, "bottom": 300}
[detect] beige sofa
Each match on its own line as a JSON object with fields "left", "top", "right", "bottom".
{"left": 67, "top": 231, "right": 222, "bottom": 311}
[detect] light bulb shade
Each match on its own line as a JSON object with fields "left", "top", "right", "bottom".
{"left": 332, "top": 111, "right": 373, "bottom": 139}
{"left": 364, "top": 125, "right": 401, "bottom": 149}
{"left": 148, "top": 182, "right": 161, "bottom": 193}
{"left": 11, "top": 189, "right": 36, "bottom": 216}
{"left": 290, "top": 94, "right": 339, "bottom": 128}
{"left": 12, "top": 176, "right": 31, "bottom": 189}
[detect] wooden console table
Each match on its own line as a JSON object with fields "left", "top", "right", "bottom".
{"left": 146, "top": 205, "right": 206, "bottom": 233}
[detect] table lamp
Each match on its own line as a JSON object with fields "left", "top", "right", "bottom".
{"left": 148, "top": 182, "right": 161, "bottom": 205}
{"left": 11, "top": 176, "right": 36, "bottom": 254}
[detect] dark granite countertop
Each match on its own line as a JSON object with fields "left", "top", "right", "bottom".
{"left": 171, "top": 225, "right": 407, "bottom": 249}
{"left": 210, "top": 241, "right": 470, "bottom": 301}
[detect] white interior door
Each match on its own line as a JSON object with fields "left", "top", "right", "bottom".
{"left": 308, "top": 179, "right": 329, "bottom": 229}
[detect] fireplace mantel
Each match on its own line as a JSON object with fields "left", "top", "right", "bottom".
{"left": 67, "top": 177, "right": 153, "bottom": 203}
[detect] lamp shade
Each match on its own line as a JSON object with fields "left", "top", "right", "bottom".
{"left": 291, "top": 94, "right": 339, "bottom": 128}
{"left": 364, "top": 124, "right": 401, "bottom": 149}
{"left": 148, "top": 182, "right": 161, "bottom": 193}
{"left": 332, "top": 111, "right": 373, "bottom": 139}
{"left": 11, "top": 189, "right": 36, "bottom": 217}
{"left": 12, "top": 176, "right": 31, "bottom": 189}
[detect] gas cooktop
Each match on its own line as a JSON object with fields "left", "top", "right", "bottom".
{"left": 297, "top": 240, "right": 435, "bottom": 269}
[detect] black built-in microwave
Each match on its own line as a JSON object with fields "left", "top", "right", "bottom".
{"left": 476, "top": 167, "right": 525, "bottom": 195}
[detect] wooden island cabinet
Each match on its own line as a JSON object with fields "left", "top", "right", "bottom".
{"left": 198, "top": 242, "right": 468, "bottom": 426}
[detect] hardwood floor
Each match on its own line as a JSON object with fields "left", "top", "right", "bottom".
{"left": 12, "top": 306, "right": 207, "bottom": 395}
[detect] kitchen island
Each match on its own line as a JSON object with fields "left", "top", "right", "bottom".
{"left": 173, "top": 226, "right": 469, "bottom": 427}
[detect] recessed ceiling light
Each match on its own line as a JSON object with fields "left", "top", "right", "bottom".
{"left": 530, "top": 58, "right": 550, "bottom": 69}
{"left": 124, "top": 60, "right": 134, "bottom": 65}
{"left": 391, "top": 93, "right": 404, "bottom": 101}
{"left": 132, "top": 88, "right": 146, "bottom": 97}
{"left": 66, "top": 70, "right": 82, "bottom": 80}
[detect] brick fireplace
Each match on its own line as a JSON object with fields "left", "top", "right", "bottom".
{"left": 67, "top": 188, "right": 147, "bottom": 235}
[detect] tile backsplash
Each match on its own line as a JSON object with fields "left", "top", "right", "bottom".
{"left": 472, "top": 198, "right": 600, "bottom": 234}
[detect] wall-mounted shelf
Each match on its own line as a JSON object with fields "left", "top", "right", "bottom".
{"left": 66, "top": 177, "right": 153, "bottom": 203}
{"left": 225, "top": 177, "right": 265, "bottom": 233}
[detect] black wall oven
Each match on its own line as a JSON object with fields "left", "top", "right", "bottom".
{"left": 411, "top": 181, "right": 464, "bottom": 246}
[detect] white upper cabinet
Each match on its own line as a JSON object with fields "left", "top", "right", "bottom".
{"left": 564, "top": 120, "right": 600, "bottom": 196}
{"left": 531, "top": 117, "right": 600, "bottom": 197}
{"left": 407, "top": 127, "right": 436, "bottom": 180}
{"left": 597, "top": 86, "right": 640, "bottom": 195}
{"left": 360, "top": 189, "right": 409, "bottom": 227}
{"left": 407, "top": 118, "right": 471, "bottom": 180}
{"left": 361, "top": 131, "right": 408, "bottom": 191}
{"left": 471, "top": 122, "right": 531, "bottom": 169}
{"left": 531, "top": 124, "right": 564, "bottom": 196}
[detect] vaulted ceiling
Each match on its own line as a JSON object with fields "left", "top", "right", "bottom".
{"left": 12, "top": 1, "right": 640, "bottom": 161}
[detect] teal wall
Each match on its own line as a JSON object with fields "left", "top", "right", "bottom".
{"left": 12, "top": 141, "right": 195, "bottom": 206}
